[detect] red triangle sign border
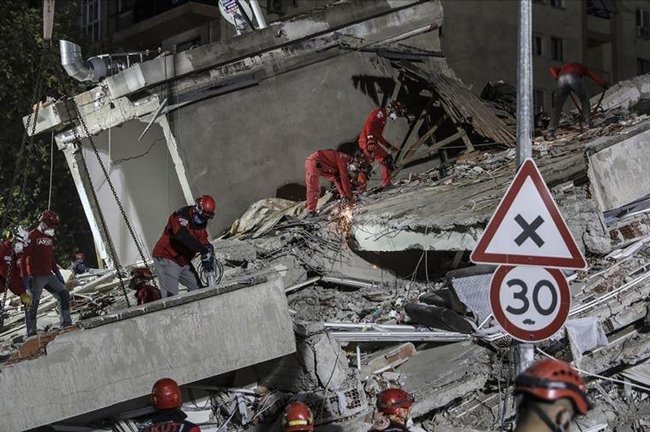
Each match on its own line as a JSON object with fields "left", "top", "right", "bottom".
{"left": 470, "top": 158, "right": 587, "bottom": 270}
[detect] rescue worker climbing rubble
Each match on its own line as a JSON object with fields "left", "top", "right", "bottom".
{"left": 139, "top": 378, "right": 201, "bottom": 432}
{"left": 0, "top": 226, "right": 31, "bottom": 306}
{"left": 547, "top": 62, "right": 608, "bottom": 138}
{"left": 19, "top": 210, "right": 72, "bottom": 336}
{"left": 152, "top": 195, "right": 216, "bottom": 297}
{"left": 304, "top": 149, "right": 362, "bottom": 217}
{"left": 357, "top": 100, "right": 405, "bottom": 190}
{"left": 282, "top": 401, "right": 314, "bottom": 432}
{"left": 130, "top": 267, "right": 161, "bottom": 305}
{"left": 513, "top": 358, "right": 590, "bottom": 432}
{"left": 369, "top": 388, "right": 415, "bottom": 431}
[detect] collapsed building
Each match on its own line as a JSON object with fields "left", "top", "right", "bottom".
{"left": 3, "top": 0, "right": 650, "bottom": 431}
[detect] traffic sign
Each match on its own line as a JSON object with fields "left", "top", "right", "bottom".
{"left": 490, "top": 265, "right": 570, "bottom": 342}
{"left": 470, "top": 158, "right": 587, "bottom": 269}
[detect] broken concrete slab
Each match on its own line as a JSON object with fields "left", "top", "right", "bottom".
{"left": 0, "top": 273, "right": 294, "bottom": 432}
{"left": 399, "top": 341, "right": 491, "bottom": 417}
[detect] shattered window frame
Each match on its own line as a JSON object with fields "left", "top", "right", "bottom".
{"left": 551, "top": 36, "right": 563, "bottom": 61}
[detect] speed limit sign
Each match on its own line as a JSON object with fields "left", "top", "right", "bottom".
{"left": 490, "top": 265, "right": 570, "bottom": 342}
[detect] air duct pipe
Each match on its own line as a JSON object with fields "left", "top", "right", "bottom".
{"left": 60, "top": 39, "right": 100, "bottom": 82}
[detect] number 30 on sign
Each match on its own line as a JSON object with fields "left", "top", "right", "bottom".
{"left": 489, "top": 265, "right": 571, "bottom": 342}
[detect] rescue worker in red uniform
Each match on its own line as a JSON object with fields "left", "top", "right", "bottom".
{"left": 152, "top": 196, "right": 216, "bottom": 298}
{"left": 369, "top": 388, "right": 415, "bottom": 432}
{"left": 547, "top": 63, "right": 608, "bottom": 137}
{"left": 304, "top": 149, "right": 361, "bottom": 216}
{"left": 0, "top": 226, "right": 31, "bottom": 306}
{"left": 514, "top": 359, "right": 590, "bottom": 432}
{"left": 139, "top": 378, "right": 201, "bottom": 432}
{"left": 19, "top": 210, "right": 72, "bottom": 336}
{"left": 283, "top": 401, "right": 314, "bottom": 432}
{"left": 358, "top": 100, "right": 405, "bottom": 190}
{"left": 130, "top": 267, "right": 161, "bottom": 305}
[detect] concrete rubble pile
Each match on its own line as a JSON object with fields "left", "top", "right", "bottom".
{"left": 5, "top": 63, "right": 650, "bottom": 429}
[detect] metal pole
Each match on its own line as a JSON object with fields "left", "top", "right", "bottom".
{"left": 516, "top": 0, "right": 533, "bottom": 168}
{"left": 515, "top": 0, "right": 535, "bottom": 374}
{"left": 248, "top": 0, "right": 268, "bottom": 28}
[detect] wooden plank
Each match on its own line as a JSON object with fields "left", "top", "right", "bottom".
{"left": 402, "top": 130, "right": 466, "bottom": 165}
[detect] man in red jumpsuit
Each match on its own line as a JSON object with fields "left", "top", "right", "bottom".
{"left": 19, "top": 210, "right": 71, "bottom": 336}
{"left": 140, "top": 378, "right": 201, "bottom": 432}
{"left": 358, "top": 100, "right": 405, "bottom": 190}
{"left": 130, "top": 267, "right": 161, "bottom": 305}
{"left": 547, "top": 62, "right": 608, "bottom": 137}
{"left": 0, "top": 226, "right": 31, "bottom": 306}
{"left": 304, "top": 149, "right": 360, "bottom": 216}
{"left": 152, "top": 195, "right": 216, "bottom": 298}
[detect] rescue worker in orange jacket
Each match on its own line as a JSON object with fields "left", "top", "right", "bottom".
{"left": 547, "top": 63, "right": 608, "bottom": 137}
{"left": 514, "top": 359, "right": 590, "bottom": 432}
{"left": 130, "top": 267, "right": 161, "bottom": 305}
{"left": 19, "top": 210, "right": 72, "bottom": 336}
{"left": 139, "top": 378, "right": 201, "bottom": 432}
{"left": 0, "top": 226, "right": 31, "bottom": 306}
{"left": 358, "top": 100, "right": 405, "bottom": 190}
{"left": 283, "top": 401, "right": 314, "bottom": 432}
{"left": 152, "top": 196, "right": 216, "bottom": 298}
{"left": 369, "top": 388, "right": 415, "bottom": 431}
{"left": 305, "top": 149, "right": 361, "bottom": 216}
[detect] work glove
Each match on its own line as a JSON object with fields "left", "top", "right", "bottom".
{"left": 384, "top": 154, "right": 395, "bottom": 170}
{"left": 22, "top": 275, "right": 31, "bottom": 291}
{"left": 201, "top": 244, "right": 215, "bottom": 272}
{"left": 20, "top": 291, "right": 33, "bottom": 307}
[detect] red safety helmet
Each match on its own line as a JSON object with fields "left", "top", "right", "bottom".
{"left": 151, "top": 378, "right": 182, "bottom": 410}
{"left": 282, "top": 401, "right": 314, "bottom": 432}
{"left": 195, "top": 195, "right": 216, "bottom": 219}
{"left": 549, "top": 66, "right": 561, "bottom": 80}
{"left": 39, "top": 210, "right": 60, "bottom": 228}
{"left": 514, "top": 359, "right": 590, "bottom": 415}
{"left": 377, "top": 388, "right": 414, "bottom": 416}
{"left": 131, "top": 267, "right": 153, "bottom": 280}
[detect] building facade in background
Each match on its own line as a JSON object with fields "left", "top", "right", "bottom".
{"left": 441, "top": 0, "right": 650, "bottom": 113}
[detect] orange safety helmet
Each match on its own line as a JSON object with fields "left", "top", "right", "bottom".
{"left": 151, "top": 378, "right": 182, "bottom": 410}
{"left": 39, "top": 210, "right": 61, "bottom": 228}
{"left": 514, "top": 359, "right": 590, "bottom": 415}
{"left": 282, "top": 401, "right": 314, "bottom": 432}
{"left": 377, "top": 388, "right": 414, "bottom": 416}
{"left": 195, "top": 195, "right": 216, "bottom": 219}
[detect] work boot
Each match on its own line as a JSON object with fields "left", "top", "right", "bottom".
{"left": 61, "top": 309, "right": 73, "bottom": 328}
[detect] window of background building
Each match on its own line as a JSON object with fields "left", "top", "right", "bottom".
{"left": 533, "top": 34, "right": 543, "bottom": 57}
{"left": 637, "top": 8, "right": 650, "bottom": 39}
{"left": 80, "top": 0, "right": 102, "bottom": 42}
{"left": 534, "top": 88, "right": 546, "bottom": 112}
{"left": 551, "top": 90, "right": 558, "bottom": 107}
{"left": 549, "top": 0, "right": 564, "bottom": 8}
{"left": 551, "top": 37, "right": 563, "bottom": 61}
{"left": 638, "top": 58, "right": 650, "bottom": 75}
{"left": 532, "top": 0, "right": 546, "bottom": 4}
{"left": 587, "top": 0, "right": 617, "bottom": 19}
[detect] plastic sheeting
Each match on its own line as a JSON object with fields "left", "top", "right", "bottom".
{"left": 565, "top": 317, "right": 609, "bottom": 363}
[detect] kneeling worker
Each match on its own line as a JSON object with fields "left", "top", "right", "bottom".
{"left": 304, "top": 149, "right": 361, "bottom": 217}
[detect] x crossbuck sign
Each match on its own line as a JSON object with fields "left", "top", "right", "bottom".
{"left": 470, "top": 158, "right": 587, "bottom": 270}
